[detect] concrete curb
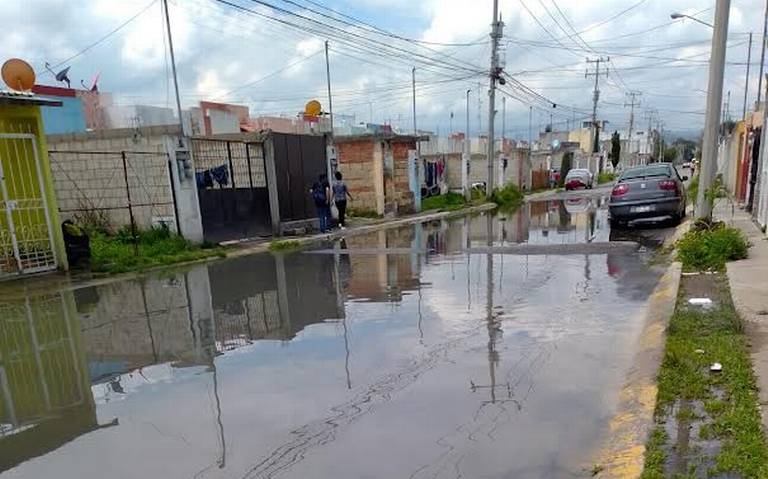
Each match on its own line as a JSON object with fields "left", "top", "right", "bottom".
{"left": 228, "top": 203, "right": 498, "bottom": 259}
{"left": 593, "top": 261, "right": 682, "bottom": 479}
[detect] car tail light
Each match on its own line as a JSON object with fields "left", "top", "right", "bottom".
{"left": 659, "top": 180, "right": 678, "bottom": 192}
{"left": 612, "top": 184, "right": 629, "bottom": 196}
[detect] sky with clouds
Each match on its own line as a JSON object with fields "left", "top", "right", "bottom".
{"left": 3, "top": 0, "right": 765, "bottom": 139}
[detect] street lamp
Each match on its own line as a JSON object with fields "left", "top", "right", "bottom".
{"left": 672, "top": 2, "right": 730, "bottom": 221}
{"left": 670, "top": 12, "right": 715, "bottom": 28}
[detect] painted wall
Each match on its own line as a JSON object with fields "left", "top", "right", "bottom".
{"left": 0, "top": 105, "right": 67, "bottom": 272}
{"left": 39, "top": 96, "right": 87, "bottom": 134}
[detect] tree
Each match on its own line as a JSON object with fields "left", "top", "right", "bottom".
{"left": 663, "top": 147, "right": 677, "bottom": 163}
{"left": 610, "top": 131, "right": 621, "bottom": 169}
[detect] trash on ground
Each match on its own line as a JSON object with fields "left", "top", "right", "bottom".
{"left": 710, "top": 362, "right": 723, "bottom": 373}
{"left": 694, "top": 349, "right": 705, "bottom": 354}
{"left": 689, "top": 298, "right": 713, "bottom": 306}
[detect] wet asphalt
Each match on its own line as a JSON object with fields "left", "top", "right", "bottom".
{"left": 0, "top": 188, "right": 682, "bottom": 479}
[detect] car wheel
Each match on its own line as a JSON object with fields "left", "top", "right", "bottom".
{"left": 609, "top": 218, "right": 625, "bottom": 229}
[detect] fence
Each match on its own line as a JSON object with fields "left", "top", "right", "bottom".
{"left": 49, "top": 150, "right": 178, "bottom": 239}
{"left": 190, "top": 138, "right": 271, "bottom": 243}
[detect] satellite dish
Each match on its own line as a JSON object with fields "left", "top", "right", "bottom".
{"left": 1, "top": 58, "right": 35, "bottom": 92}
{"left": 304, "top": 100, "right": 322, "bottom": 117}
{"left": 44, "top": 62, "right": 71, "bottom": 88}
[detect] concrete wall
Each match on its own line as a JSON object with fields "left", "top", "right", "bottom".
{"left": 47, "top": 125, "right": 204, "bottom": 242}
{"left": 336, "top": 139, "right": 379, "bottom": 214}
{"left": 40, "top": 96, "right": 87, "bottom": 134}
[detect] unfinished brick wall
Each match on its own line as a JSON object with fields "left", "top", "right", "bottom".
{"left": 391, "top": 141, "right": 415, "bottom": 214}
{"left": 336, "top": 140, "right": 378, "bottom": 214}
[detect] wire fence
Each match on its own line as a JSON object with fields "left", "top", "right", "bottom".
{"left": 49, "top": 150, "right": 178, "bottom": 253}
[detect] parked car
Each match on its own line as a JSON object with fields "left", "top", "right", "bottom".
{"left": 608, "top": 163, "right": 688, "bottom": 228}
{"left": 564, "top": 168, "right": 593, "bottom": 190}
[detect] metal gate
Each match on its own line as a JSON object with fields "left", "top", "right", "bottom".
{"left": 191, "top": 138, "right": 271, "bottom": 243}
{"left": 0, "top": 134, "right": 57, "bottom": 278}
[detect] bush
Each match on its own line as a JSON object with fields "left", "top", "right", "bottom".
{"left": 597, "top": 172, "right": 616, "bottom": 184}
{"left": 688, "top": 174, "right": 699, "bottom": 203}
{"left": 422, "top": 192, "right": 467, "bottom": 211}
{"left": 347, "top": 208, "right": 381, "bottom": 219}
{"left": 268, "top": 239, "right": 302, "bottom": 252}
{"left": 491, "top": 184, "right": 524, "bottom": 210}
{"left": 676, "top": 222, "right": 749, "bottom": 271}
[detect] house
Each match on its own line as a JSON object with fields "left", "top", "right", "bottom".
{"left": 335, "top": 133, "right": 422, "bottom": 216}
{"left": 0, "top": 91, "right": 67, "bottom": 278}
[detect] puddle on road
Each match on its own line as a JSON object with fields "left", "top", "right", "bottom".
{"left": 0, "top": 197, "right": 668, "bottom": 479}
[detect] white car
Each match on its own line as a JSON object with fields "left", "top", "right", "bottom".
{"left": 564, "top": 169, "right": 594, "bottom": 190}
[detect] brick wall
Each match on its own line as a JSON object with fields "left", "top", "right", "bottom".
{"left": 336, "top": 139, "right": 378, "bottom": 213}
{"left": 47, "top": 126, "right": 178, "bottom": 231}
{"left": 391, "top": 141, "right": 415, "bottom": 214}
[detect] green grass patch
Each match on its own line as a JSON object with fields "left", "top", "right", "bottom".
{"left": 641, "top": 276, "right": 768, "bottom": 478}
{"left": 688, "top": 174, "right": 699, "bottom": 203}
{"left": 90, "top": 227, "right": 226, "bottom": 274}
{"left": 676, "top": 222, "right": 749, "bottom": 272}
{"left": 491, "top": 184, "right": 524, "bottom": 211}
{"left": 597, "top": 172, "right": 616, "bottom": 184}
{"left": 422, "top": 192, "right": 467, "bottom": 212}
{"left": 268, "top": 239, "right": 302, "bottom": 252}
{"left": 347, "top": 208, "right": 382, "bottom": 219}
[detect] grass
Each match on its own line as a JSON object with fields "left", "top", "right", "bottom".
{"left": 89, "top": 227, "right": 226, "bottom": 274}
{"left": 597, "top": 172, "right": 616, "bottom": 184}
{"left": 268, "top": 239, "right": 302, "bottom": 252}
{"left": 490, "top": 184, "right": 524, "bottom": 211}
{"left": 347, "top": 208, "right": 382, "bottom": 219}
{"left": 422, "top": 192, "right": 467, "bottom": 212}
{"left": 676, "top": 222, "right": 749, "bottom": 272}
{"left": 641, "top": 276, "right": 768, "bottom": 478}
{"left": 688, "top": 174, "right": 700, "bottom": 203}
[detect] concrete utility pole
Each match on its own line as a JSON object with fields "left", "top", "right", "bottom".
{"left": 586, "top": 57, "right": 609, "bottom": 154}
{"left": 412, "top": 67, "right": 417, "bottom": 136}
{"left": 502, "top": 96, "right": 506, "bottom": 143}
{"left": 486, "top": 0, "right": 503, "bottom": 198}
{"left": 528, "top": 106, "right": 533, "bottom": 189}
{"left": 325, "top": 41, "right": 334, "bottom": 138}
{"left": 464, "top": 89, "right": 471, "bottom": 199}
{"left": 744, "top": 32, "right": 753, "bottom": 118}
{"left": 162, "top": 0, "right": 185, "bottom": 145}
{"left": 624, "top": 91, "right": 641, "bottom": 165}
{"left": 758, "top": 1, "right": 768, "bottom": 105}
{"left": 697, "top": 0, "right": 730, "bottom": 221}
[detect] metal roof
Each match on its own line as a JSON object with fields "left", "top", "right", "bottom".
{"left": 0, "top": 91, "right": 62, "bottom": 107}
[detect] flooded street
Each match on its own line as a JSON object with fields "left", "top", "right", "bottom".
{"left": 0, "top": 192, "right": 675, "bottom": 478}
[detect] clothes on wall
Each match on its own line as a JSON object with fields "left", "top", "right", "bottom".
{"left": 196, "top": 164, "right": 230, "bottom": 189}
{"left": 423, "top": 157, "right": 446, "bottom": 196}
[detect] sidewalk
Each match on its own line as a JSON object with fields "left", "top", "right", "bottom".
{"left": 714, "top": 200, "right": 768, "bottom": 431}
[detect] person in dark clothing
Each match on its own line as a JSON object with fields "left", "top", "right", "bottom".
{"left": 311, "top": 174, "right": 331, "bottom": 233}
{"left": 332, "top": 171, "right": 353, "bottom": 229}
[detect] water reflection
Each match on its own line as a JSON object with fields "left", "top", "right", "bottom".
{"left": 1, "top": 198, "right": 667, "bottom": 479}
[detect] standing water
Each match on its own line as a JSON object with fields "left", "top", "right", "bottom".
{"left": 0, "top": 197, "right": 666, "bottom": 478}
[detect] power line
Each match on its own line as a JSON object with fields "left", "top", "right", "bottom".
{"left": 46, "top": 0, "right": 158, "bottom": 71}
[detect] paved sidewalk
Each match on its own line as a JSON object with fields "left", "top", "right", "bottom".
{"left": 715, "top": 201, "right": 768, "bottom": 431}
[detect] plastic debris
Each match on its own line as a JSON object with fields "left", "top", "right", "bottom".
{"left": 689, "top": 298, "right": 713, "bottom": 306}
{"left": 695, "top": 349, "right": 705, "bottom": 354}
{"left": 710, "top": 363, "right": 723, "bottom": 373}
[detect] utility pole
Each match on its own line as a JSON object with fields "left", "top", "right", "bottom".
{"left": 461, "top": 90, "right": 472, "bottom": 200}
{"left": 412, "top": 67, "right": 417, "bottom": 136}
{"left": 658, "top": 122, "right": 664, "bottom": 162}
{"left": 528, "top": 106, "right": 533, "bottom": 189}
{"left": 758, "top": 1, "right": 768, "bottom": 105}
{"left": 502, "top": 96, "right": 506, "bottom": 144}
{"left": 726, "top": 90, "right": 731, "bottom": 122}
{"left": 486, "top": 0, "right": 503, "bottom": 198}
{"left": 698, "top": 0, "right": 730, "bottom": 221}
{"left": 162, "top": 0, "right": 184, "bottom": 145}
{"left": 586, "top": 57, "right": 610, "bottom": 154}
{"left": 744, "top": 32, "right": 753, "bottom": 118}
{"left": 324, "top": 40, "right": 335, "bottom": 185}
{"left": 464, "top": 89, "right": 471, "bottom": 199}
{"left": 624, "top": 91, "right": 641, "bottom": 166}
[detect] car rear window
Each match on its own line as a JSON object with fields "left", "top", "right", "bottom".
{"left": 619, "top": 166, "right": 671, "bottom": 180}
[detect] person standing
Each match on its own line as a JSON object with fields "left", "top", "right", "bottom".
{"left": 311, "top": 174, "right": 331, "bottom": 233}
{"left": 332, "top": 171, "right": 353, "bottom": 229}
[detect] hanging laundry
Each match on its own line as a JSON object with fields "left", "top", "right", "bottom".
{"left": 210, "top": 164, "right": 230, "bottom": 187}
{"left": 196, "top": 170, "right": 213, "bottom": 189}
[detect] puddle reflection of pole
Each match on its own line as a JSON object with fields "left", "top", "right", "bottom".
{"left": 334, "top": 239, "right": 352, "bottom": 390}
{"left": 486, "top": 214, "right": 498, "bottom": 403}
{"left": 139, "top": 280, "right": 158, "bottom": 363}
{"left": 465, "top": 216, "right": 471, "bottom": 312}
